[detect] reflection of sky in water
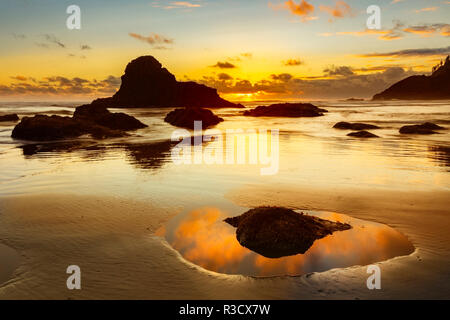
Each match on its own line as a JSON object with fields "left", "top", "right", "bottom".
{"left": 160, "top": 206, "right": 415, "bottom": 277}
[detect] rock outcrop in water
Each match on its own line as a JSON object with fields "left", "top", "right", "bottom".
{"left": 373, "top": 56, "right": 450, "bottom": 100}
{"left": 399, "top": 122, "right": 445, "bottom": 135}
{"left": 87, "top": 56, "right": 243, "bottom": 109}
{"left": 243, "top": 103, "right": 327, "bottom": 117}
{"left": 347, "top": 130, "right": 379, "bottom": 138}
{"left": 164, "top": 108, "right": 224, "bottom": 129}
{"left": 0, "top": 114, "right": 19, "bottom": 122}
{"left": 333, "top": 122, "right": 380, "bottom": 130}
{"left": 74, "top": 104, "right": 147, "bottom": 131}
{"left": 224, "top": 207, "right": 351, "bottom": 258}
{"left": 12, "top": 106, "right": 147, "bottom": 141}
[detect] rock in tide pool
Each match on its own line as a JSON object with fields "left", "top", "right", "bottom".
{"left": 0, "top": 114, "right": 19, "bottom": 122}
{"left": 243, "top": 103, "right": 327, "bottom": 118}
{"left": 347, "top": 130, "right": 379, "bottom": 138}
{"left": 164, "top": 108, "right": 224, "bottom": 129}
{"left": 399, "top": 122, "right": 445, "bottom": 135}
{"left": 224, "top": 207, "right": 352, "bottom": 258}
{"left": 333, "top": 122, "right": 380, "bottom": 130}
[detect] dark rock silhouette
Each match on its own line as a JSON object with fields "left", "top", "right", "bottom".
{"left": 0, "top": 114, "right": 19, "bottom": 122}
{"left": 345, "top": 98, "right": 365, "bottom": 102}
{"left": 333, "top": 122, "right": 380, "bottom": 130}
{"left": 399, "top": 122, "right": 445, "bottom": 135}
{"left": 88, "top": 56, "right": 243, "bottom": 109}
{"left": 224, "top": 207, "right": 351, "bottom": 258}
{"left": 243, "top": 103, "right": 327, "bottom": 117}
{"left": 74, "top": 104, "right": 147, "bottom": 131}
{"left": 11, "top": 115, "right": 126, "bottom": 141}
{"left": 12, "top": 107, "right": 147, "bottom": 141}
{"left": 373, "top": 55, "right": 450, "bottom": 100}
{"left": 164, "top": 108, "right": 224, "bottom": 129}
{"left": 347, "top": 130, "right": 379, "bottom": 138}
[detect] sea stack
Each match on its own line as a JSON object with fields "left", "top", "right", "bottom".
{"left": 373, "top": 55, "right": 450, "bottom": 100}
{"left": 88, "top": 56, "right": 243, "bottom": 109}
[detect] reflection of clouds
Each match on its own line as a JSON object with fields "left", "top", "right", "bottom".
{"left": 171, "top": 208, "right": 251, "bottom": 273}
{"left": 167, "top": 208, "right": 414, "bottom": 276}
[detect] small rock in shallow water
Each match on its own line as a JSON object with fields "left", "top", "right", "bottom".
{"left": 347, "top": 130, "right": 379, "bottom": 138}
{"left": 399, "top": 122, "right": 445, "bottom": 135}
{"left": 164, "top": 107, "right": 224, "bottom": 129}
{"left": 0, "top": 114, "right": 19, "bottom": 122}
{"left": 243, "top": 103, "right": 327, "bottom": 118}
{"left": 333, "top": 122, "right": 380, "bottom": 130}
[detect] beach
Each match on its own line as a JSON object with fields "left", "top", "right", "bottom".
{"left": 0, "top": 100, "right": 449, "bottom": 299}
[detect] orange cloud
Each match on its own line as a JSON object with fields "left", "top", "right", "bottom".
{"left": 270, "top": 0, "right": 316, "bottom": 21}
{"left": 442, "top": 25, "right": 450, "bottom": 36}
{"left": 283, "top": 58, "right": 303, "bottom": 66}
{"left": 285, "top": 0, "right": 314, "bottom": 16}
{"left": 319, "top": 1, "right": 353, "bottom": 20}
{"left": 415, "top": 7, "right": 438, "bottom": 13}
{"left": 403, "top": 24, "right": 450, "bottom": 37}
{"left": 337, "top": 29, "right": 402, "bottom": 41}
{"left": 10, "top": 75, "right": 28, "bottom": 81}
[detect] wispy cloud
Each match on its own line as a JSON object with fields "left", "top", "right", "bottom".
{"left": 336, "top": 29, "right": 402, "bottom": 41}
{"left": 358, "top": 46, "right": 450, "bottom": 58}
{"left": 319, "top": 1, "right": 354, "bottom": 21}
{"left": 129, "top": 32, "right": 174, "bottom": 49}
{"left": 414, "top": 7, "right": 438, "bottom": 13}
{"left": 403, "top": 23, "right": 450, "bottom": 37}
{"left": 11, "top": 33, "right": 26, "bottom": 40}
{"left": 152, "top": 1, "right": 202, "bottom": 10}
{"left": 335, "top": 22, "right": 449, "bottom": 40}
{"left": 43, "top": 34, "right": 66, "bottom": 48}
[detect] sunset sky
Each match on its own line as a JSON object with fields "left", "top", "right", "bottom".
{"left": 0, "top": 0, "right": 449, "bottom": 100}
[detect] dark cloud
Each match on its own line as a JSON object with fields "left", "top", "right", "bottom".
{"left": 0, "top": 75, "right": 121, "bottom": 96}
{"left": 80, "top": 44, "right": 92, "bottom": 50}
{"left": 270, "top": 73, "right": 293, "bottom": 81}
{"left": 217, "top": 73, "right": 233, "bottom": 80}
{"left": 211, "top": 61, "right": 237, "bottom": 69}
{"left": 283, "top": 59, "right": 303, "bottom": 66}
{"left": 323, "top": 65, "right": 354, "bottom": 76}
{"left": 198, "top": 66, "right": 419, "bottom": 99}
{"left": 360, "top": 46, "right": 450, "bottom": 57}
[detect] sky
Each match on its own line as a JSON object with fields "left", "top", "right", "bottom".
{"left": 0, "top": 0, "right": 449, "bottom": 100}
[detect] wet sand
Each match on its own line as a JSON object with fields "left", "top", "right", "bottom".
{"left": 0, "top": 188, "right": 448, "bottom": 299}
